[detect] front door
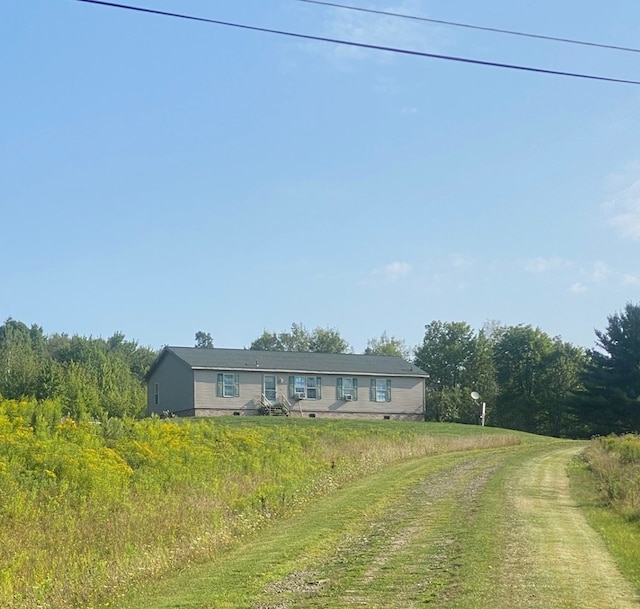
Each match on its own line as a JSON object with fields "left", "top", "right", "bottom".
{"left": 264, "top": 375, "right": 277, "bottom": 403}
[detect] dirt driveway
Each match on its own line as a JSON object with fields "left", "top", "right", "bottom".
{"left": 481, "top": 446, "right": 640, "bottom": 609}
{"left": 120, "top": 443, "right": 640, "bottom": 609}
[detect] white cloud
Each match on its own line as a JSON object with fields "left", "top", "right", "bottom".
{"left": 449, "top": 252, "right": 474, "bottom": 269}
{"left": 621, "top": 273, "right": 640, "bottom": 285}
{"left": 371, "top": 261, "right": 412, "bottom": 282}
{"left": 604, "top": 169, "right": 640, "bottom": 240}
{"left": 591, "top": 261, "right": 611, "bottom": 282}
{"left": 567, "top": 261, "right": 636, "bottom": 292}
{"left": 522, "top": 256, "right": 572, "bottom": 274}
{"left": 568, "top": 261, "right": 609, "bottom": 292}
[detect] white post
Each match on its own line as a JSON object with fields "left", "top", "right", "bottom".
{"left": 481, "top": 402, "right": 486, "bottom": 426}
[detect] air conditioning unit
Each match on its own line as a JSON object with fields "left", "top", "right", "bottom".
{"left": 343, "top": 394, "right": 353, "bottom": 401}
{"left": 295, "top": 392, "right": 306, "bottom": 400}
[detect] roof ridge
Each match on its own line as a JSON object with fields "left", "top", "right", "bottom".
{"left": 155, "top": 346, "right": 427, "bottom": 377}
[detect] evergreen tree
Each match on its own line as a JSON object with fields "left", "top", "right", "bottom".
{"left": 575, "top": 303, "right": 640, "bottom": 436}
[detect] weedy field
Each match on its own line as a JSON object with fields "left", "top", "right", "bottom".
{"left": 582, "top": 434, "right": 640, "bottom": 520}
{"left": 0, "top": 397, "right": 525, "bottom": 609}
{"left": 574, "top": 433, "right": 640, "bottom": 590}
{"left": 118, "top": 441, "right": 640, "bottom": 609}
{"left": 2, "top": 398, "right": 639, "bottom": 609}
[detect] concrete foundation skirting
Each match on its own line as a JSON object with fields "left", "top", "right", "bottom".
{"left": 184, "top": 408, "right": 423, "bottom": 422}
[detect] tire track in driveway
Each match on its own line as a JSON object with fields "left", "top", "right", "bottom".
{"left": 256, "top": 451, "right": 506, "bottom": 609}
{"left": 483, "top": 446, "right": 640, "bottom": 609}
{"left": 117, "top": 442, "right": 640, "bottom": 609}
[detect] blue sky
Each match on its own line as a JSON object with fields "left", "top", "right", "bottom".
{"left": 2, "top": 0, "right": 640, "bottom": 353}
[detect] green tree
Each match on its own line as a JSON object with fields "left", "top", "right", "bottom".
{"left": 279, "top": 323, "right": 312, "bottom": 352}
{"left": 309, "top": 327, "right": 351, "bottom": 353}
{"left": 249, "top": 323, "right": 351, "bottom": 353}
{"left": 492, "top": 325, "right": 552, "bottom": 432}
{"left": 98, "top": 353, "right": 146, "bottom": 418}
{"left": 249, "top": 331, "right": 281, "bottom": 351}
{"left": 575, "top": 303, "right": 640, "bottom": 435}
{"left": 106, "top": 332, "right": 156, "bottom": 380}
{"left": 364, "top": 332, "right": 411, "bottom": 359}
{"left": 463, "top": 329, "right": 499, "bottom": 425}
{"left": 538, "top": 339, "right": 587, "bottom": 436}
{"left": 415, "top": 321, "right": 475, "bottom": 389}
{"left": 415, "top": 321, "right": 483, "bottom": 422}
{"left": 57, "top": 360, "right": 101, "bottom": 420}
{"left": 492, "top": 325, "right": 585, "bottom": 435}
{"left": 0, "top": 318, "right": 49, "bottom": 399}
{"left": 0, "top": 321, "right": 153, "bottom": 419}
{"left": 195, "top": 331, "right": 214, "bottom": 349}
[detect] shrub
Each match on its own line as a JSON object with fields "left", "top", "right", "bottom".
{"left": 583, "top": 434, "right": 640, "bottom": 520}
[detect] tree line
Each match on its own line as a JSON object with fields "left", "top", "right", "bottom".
{"left": 233, "top": 307, "right": 640, "bottom": 438}
{"left": 1, "top": 303, "right": 639, "bottom": 436}
{"left": 0, "top": 319, "right": 156, "bottom": 420}
{"left": 414, "top": 304, "right": 640, "bottom": 437}
{"left": 240, "top": 320, "right": 586, "bottom": 434}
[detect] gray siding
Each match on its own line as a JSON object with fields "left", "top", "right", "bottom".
{"left": 147, "top": 351, "right": 194, "bottom": 416}
{"left": 192, "top": 370, "right": 425, "bottom": 420}
{"left": 147, "top": 347, "right": 427, "bottom": 420}
{"left": 292, "top": 374, "right": 424, "bottom": 419}
{"left": 194, "top": 369, "right": 261, "bottom": 414}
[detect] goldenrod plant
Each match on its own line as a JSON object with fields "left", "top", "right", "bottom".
{"left": 0, "top": 398, "right": 521, "bottom": 609}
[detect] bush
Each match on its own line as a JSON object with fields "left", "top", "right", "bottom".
{"left": 583, "top": 434, "right": 640, "bottom": 520}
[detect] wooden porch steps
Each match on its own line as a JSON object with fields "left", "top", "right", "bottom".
{"left": 259, "top": 394, "right": 291, "bottom": 417}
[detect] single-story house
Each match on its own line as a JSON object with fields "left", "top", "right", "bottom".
{"left": 147, "top": 347, "right": 428, "bottom": 421}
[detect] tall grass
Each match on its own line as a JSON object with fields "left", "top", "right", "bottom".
{"left": 582, "top": 434, "right": 640, "bottom": 520}
{"left": 0, "top": 398, "right": 521, "bottom": 609}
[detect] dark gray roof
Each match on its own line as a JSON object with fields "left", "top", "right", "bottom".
{"left": 157, "top": 346, "right": 427, "bottom": 377}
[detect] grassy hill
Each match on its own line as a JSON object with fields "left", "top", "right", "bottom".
{"left": 0, "top": 397, "right": 540, "bottom": 609}
{"left": 5, "top": 398, "right": 639, "bottom": 608}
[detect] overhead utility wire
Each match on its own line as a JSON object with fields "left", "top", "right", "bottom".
{"left": 72, "top": 0, "right": 640, "bottom": 86}
{"left": 297, "top": 0, "right": 640, "bottom": 55}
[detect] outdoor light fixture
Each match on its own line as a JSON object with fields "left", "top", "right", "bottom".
{"left": 471, "top": 391, "right": 486, "bottom": 426}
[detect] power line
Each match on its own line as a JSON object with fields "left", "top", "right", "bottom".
{"left": 297, "top": 0, "right": 640, "bottom": 55}
{"left": 72, "top": 0, "right": 640, "bottom": 86}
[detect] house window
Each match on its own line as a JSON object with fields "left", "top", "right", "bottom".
{"left": 306, "top": 376, "right": 318, "bottom": 400}
{"left": 294, "top": 376, "right": 306, "bottom": 397}
{"left": 263, "top": 375, "right": 277, "bottom": 402}
{"left": 289, "top": 376, "right": 322, "bottom": 400}
{"left": 337, "top": 377, "right": 358, "bottom": 400}
{"left": 153, "top": 383, "right": 159, "bottom": 406}
{"left": 217, "top": 373, "right": 240, "bottom": 398}
{"left": 370, "top": 378, "right": 391, "bottom": 402}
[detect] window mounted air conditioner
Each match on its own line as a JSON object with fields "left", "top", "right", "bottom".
{"left": 295, "top": 392, "right": 306, "bottom": 400}
{"left": 343, "top": 394, "right": 353, "bottom": 401}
